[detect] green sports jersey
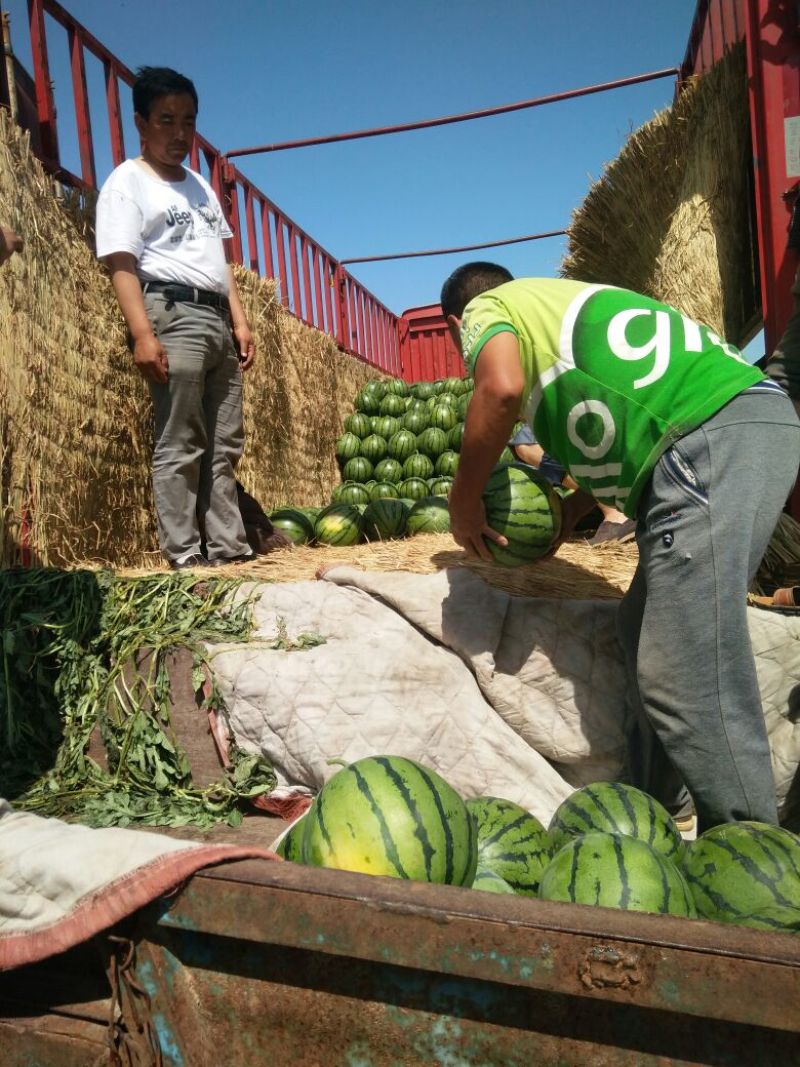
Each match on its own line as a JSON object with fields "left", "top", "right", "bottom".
{"left": 460, "top": 278, "right": 765, "bottom": 516}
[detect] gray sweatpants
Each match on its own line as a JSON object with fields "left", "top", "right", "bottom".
{"left": 144, "top": 293, "right": 250, "bottom": 563}
{"left": 616, "top": 385, "right": 800, "bottom": 832}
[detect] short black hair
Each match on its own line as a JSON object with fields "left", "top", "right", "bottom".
{"left": 133, "top": 67, "right": 198, "bottom": 119}
{"left": 440, "top": 262, "right": 514, "bottom": 319}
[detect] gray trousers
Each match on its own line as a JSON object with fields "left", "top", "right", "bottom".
{"left": 144, "top": 293, "right": 250, "bottom": 563}
{"left": 616, "top": 386, "right": 800, "bottom": 832}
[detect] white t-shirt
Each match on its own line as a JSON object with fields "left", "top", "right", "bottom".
{"left": 95, "top": 159, "right": 233, "bottom": 294}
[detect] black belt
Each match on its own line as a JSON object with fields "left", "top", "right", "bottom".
{"left": 142, "top": 280, "right": 230, "bottom": 311}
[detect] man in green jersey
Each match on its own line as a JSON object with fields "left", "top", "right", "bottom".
{"left": 441, "top": 261, "right": 800, "bottom": 832}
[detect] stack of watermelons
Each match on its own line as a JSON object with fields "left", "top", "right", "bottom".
{"left": 276, "top": 759, "right": 800, "bottom": 934}
{"left": 269, "top": 373, "right": 562, "bottom": 560}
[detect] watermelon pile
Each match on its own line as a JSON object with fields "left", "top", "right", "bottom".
{"left": 274, "top": 768, "right": 800, "bottom": 935}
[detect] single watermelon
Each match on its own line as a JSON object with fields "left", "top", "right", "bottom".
{"left": 355, "top": 386, "right": 383, "bottom": 415}
{"left": 384, "top": 377, "right": 409, "bottom": 397}
{"left": 548, "top": 782, "right": 683, "bottom": 862}
{"left": 314, "top": 503, "right": 363, "bottom": 545}
{"left": 402, "top": 408, "right": 431, "bottom": 435}
{"left": 399, "top": 477, "right": 430, "bottom": 501}
{"left": 388, "top": 429, "right": 418, "bottom": 463}
{"left": 335, "top": 432, "right": 362, "bottom": 465}
{"left": 302, "top": 755, "right": 477, "bottom": 886}
{"left": 448, "top": 423, "right": 465, "bottom": 452}
{"left": 428, "top": 477, "right": 453, "bottom": 497}
{"left": 403, "top": 453, "right": 435, "bottom": 480}
{"left": 540, "top": 831, "right": 696, "bottom": 917}
{"left": 334, "top": 482, "right": 371, "bottom": 506}
{"left": 435, "top": 450, "right": 459, "bottom": 477}
{"left": 373, "top": 416, "right": 400, "bottom": 440}
{"left": 406, "top": 496, "right": 450, "bottom": 535}
{"left": 380, "top": 393, "right": 407, "bottom": 417}
{"left": 362, "top": 497, "right": 409, "bottom": 540}
{"left": 368, "top": 481, "right": 400, "bottom": 501}
{"left": 728, "top": 904, "right": 800, "bottom": 933}
{"left": 295, "top": 506, "right": 322, "bottom": 526}
{"left": 416, "top": 427, "right": 449, "bottom": 459}
{"left": 269, "top": 508, "right": 314, "bottom": 545}
{"left": 472, "top": 869, "right": 517, "bottom": 894}
{"left": 275, "top": 813, "right": 308, "bottom": 862}
{"left": 442, "top": 376, "right": 467, "bottom": 396}
{"left": 682, "top": 822, "right": 800, "bottom": 923}
{"left": 467, "top": 796, "right": 552, "bottom": 896}
{"left": 456, "top": 393, "right": 472, "bottom": 420}
{"left": 374, "top": 457, "right": 404, "bottom": 483}
{"left": 342, "top": 456, "right": 373, "bottom": 483}
{"left": 482, "top": 462, "right": 562, "bottom": 566}
{"left": 344, "top": 412, "right": 372, "bottom": 439}
{"left": 359, "top": 434, "right": 388, "bottom": 465}
{"left": 413, "top": 381, "right": 436, "bottom": 400}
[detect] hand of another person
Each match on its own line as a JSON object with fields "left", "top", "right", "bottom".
{"left": 133, "top": 333, "right": 169, "bottom": 384}
{"left": 0, "top": 226, "right": 23, "bottom": 266}
{"left": 448, "top": 488, "right": 507, "bottom": 562}
{"left": 233, "top": 321, "right": 255, "bottom": 371}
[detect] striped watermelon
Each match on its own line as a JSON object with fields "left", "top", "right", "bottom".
{"left": 403, "top": 452, "right": 435, "bottom": 480}
{"left": 682, "top": 822, "right": 800, "bottom": 922}
{"left": 549, "top": 782, "right": 683, "bottom": 862}
{"left": 388, "top": 429, "right": 418, "bottom": 462}
{"left": 335, "top": 432, "right": 362, "bottom": 464}
{"left": 472, "top": 869, "right": 516, "bottom": 894}
{"left": 431, "top": 379, "right": 446, "bottom": 395}
{"left": 269, "top": 508, "right": 314, "bottom": 545}
{"left": 728, "top": 904, "right": 800, "bottom": 933}
{"left": 456, "top": 393, "right": 472, "bottom": 420}
{"left": 302, "top": 755, "right": 478, "bottom": 885}
{"left": 334, "top": 482, "right": 371, "bottom": 506}
{"left": 344, "top": 412, "right": 372, "bottom": 438}
{"left": 539, "top": 831, "right": 696, "bottom": 917}
{"left": 373, "top": 416, "right": 400, "bottom": 440}
{"left": 413, "top": 381, "right": 436, "bottom": 400}
{"left": 380, "top": 393, "right": 407, "bottom": 417}
{"left": 399, "top": 477, "right": 430, "bottom": 501}
{"left": 355, "top": 386, "right": 383, "bottom": 415}
{"left": 362, "top": 498, "right": 409, "bottom": 541}
{"left": 416, "top": 427, "right": 448, "bottom": 458}
{"left": 406, "top": 497, "right": 450, "bottom": 535}
{"left": 402, "top": 409, "right": 430, "bottom": 435}
{"left": 342, "top": 456, "right": 373, "bottom": 483}
{"left": 448, "top": 423, "right": 465, "bottom": 451}
{"left": 368, "top": 481, "right": 400, "bottom": 501}
{"left": 428, "top": 477, "right": 453, "bottom": 497}
{"left": 359, "top": 434, "right": 388, "bottom": 464}
{"left": 467, "top": 796, "right": 552, "bottom": 896}
{"left": 482, "top": 462, "right": 562, "bottom": 566}
{"left": 314, "top": 503, "right": 363, "bottom": 545}
{"left": 374, "top": 457, "right": 404, "bottom": 483}
{"left": 442, "top": 376, "right": 467, "bottom": 396}
{"left": 275, "top": 813, "right": 308, "bottom": 862}
{"left": 295, "top": 505, "right": 323, "bottom": 526}
{"left": 384, "top": 377, "right": 410, "bottom": 397}
{"left": 435, "top": 450, "right": 459, "bottom": 477}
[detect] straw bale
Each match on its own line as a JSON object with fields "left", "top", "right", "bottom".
{"left": 0, "top": 111, "right": 382, "bottom": 567}
{"left": 562, "top": 45, "right": 752, "bottom": 344}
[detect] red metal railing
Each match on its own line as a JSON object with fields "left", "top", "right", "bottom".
{"left": 23, "top": 0, "right": 401, "bottom": 373}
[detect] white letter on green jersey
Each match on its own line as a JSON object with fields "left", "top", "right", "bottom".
{"left": 607, "top": 309, "right": 671, "bottom": 389}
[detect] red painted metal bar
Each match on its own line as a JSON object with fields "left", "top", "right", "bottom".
{"left": 188, "top": 139, "right": 200, "bottom": 171}
{"left": 28, "top": 0, "right": 59, "bottom": 164}
{"left": 67, "top": 26, "right": 95, "bottom": 186}
{"left": 260, "top": 201, "right": 275, "bottom": 279}
{"left": 104, "top": 60, "right": 125, "bottom": 167}
{"left": 274, "top": 216, "right": 289, "bottom": 307}
{"left": 301, "top": 236, "right": 314, "bottom": 324}
{"left": 244, "top": 185, "right": 259, "bottom": 272}
{"left": 340, "top": 228, "right": 567, "bottom": 266}
{"left": 323, "top": 256, "right": 335, "bottom": 337}
{"left": 288, "top": 224, "right": 303, "bottom": 318}
{"left": 312, "top": 247, "right": 324, "bottom": 330}
{"left": 225, "top": 68, "right": 680, "bottom": 160}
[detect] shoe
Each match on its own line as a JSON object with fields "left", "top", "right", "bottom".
{"left": 588, "top": 519, "right": 637, "bottom": 546}
{"left": 169, "top": 553, "right": 209, "bottom": 570}
{"left": 208, "top": 552, "right": 258, "bottom": 567}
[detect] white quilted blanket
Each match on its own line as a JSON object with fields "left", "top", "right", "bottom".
{"left": 210, "top": 566, "right": 800, "bottom": 827}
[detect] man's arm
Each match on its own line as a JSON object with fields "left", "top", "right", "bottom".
{"left": 104, "top": 252, "right": 168, "bottom": 384}
{"left": 448, "top": 331, "right": 524, "bottom": 560}
{"left": 0, "top": 226, "right": 23, "bottom": 267}
{"left": 227, "top": 266, "right": 255, "bottom": 371}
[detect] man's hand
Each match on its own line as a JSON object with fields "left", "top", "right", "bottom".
{"left": 133, "top": 333, "right": 169, "bottom": 384}
{"left": 0, "top": 226, "right": 23, "bottom": 266}
{"left": 233, "top": 320, "right": 255, "bottom": 371}
{"left": 448, "top": 485, "right": 507, "bottom": 562}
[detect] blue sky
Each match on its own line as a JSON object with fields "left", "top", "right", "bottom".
{"left": 4, "top": 0, "right": 702, "bottom": 316}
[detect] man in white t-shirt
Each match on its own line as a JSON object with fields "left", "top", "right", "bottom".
{"left": 96, "top": 66, "right": 258, "bottom": 569}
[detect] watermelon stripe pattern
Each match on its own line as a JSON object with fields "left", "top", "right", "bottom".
{"left": 682, "top": 822, "right": 800, "bottom": 922}
{"left": 482, "top": 462, "right": 562, "bottom": 567}
{"left": 467, "top": 796, "right": 551, "bottom": 896}
{"left": 302, "top": 755, "right": 477, "bottom": 886}
{"left": 549, "top": 781, "right": 682, "bottom": 861}
{"left": 540, "top": 831, "right": 696, "bottom": 917}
